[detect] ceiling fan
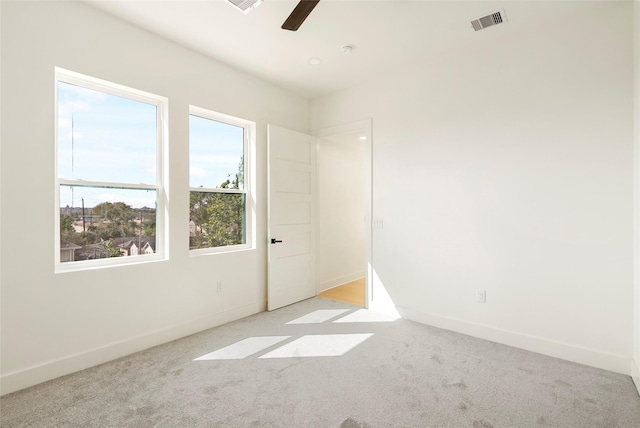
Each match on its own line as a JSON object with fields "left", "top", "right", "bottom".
{"left": 226, "top": 0, "right": 320, "bottom": 32}
{"left": 281, "top": 0, "right": 320, "bottom": 31}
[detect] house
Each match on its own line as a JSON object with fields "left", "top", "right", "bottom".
{"left": 75, "top": 243, "right": 110, "bottom": 261}
{"left": 113, "top": 237, "right": 156, "bottom": 256}
{"left": 59, "top": 239, "right": 81, "bottom": 263}
{"left": 140, "top": 241, "right": 154, "bottom": 255}
{"left": 1, "top": 0, "right": 639, "bottom": 405}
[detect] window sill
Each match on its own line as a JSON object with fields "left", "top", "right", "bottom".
{"left": 189, "top": 244, "right": 255, "bottom": 258}
{"left": 55, "top": 254, "right": 166, "bottom": 274}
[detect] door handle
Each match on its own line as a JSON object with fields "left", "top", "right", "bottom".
{"left": 270, "top": 238, "right": 283, "bottom": 244}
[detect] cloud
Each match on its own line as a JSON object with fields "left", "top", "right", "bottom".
{"left": 190, "top": 166, "right": 208, "bottom": 177}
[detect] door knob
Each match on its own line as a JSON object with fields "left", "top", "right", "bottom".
{"left": 270, "top": 238, "right": 283, "bottom": 244}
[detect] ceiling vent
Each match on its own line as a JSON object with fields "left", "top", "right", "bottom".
{"left": 471, "top": 9, "right": 506, "bottom": 31}
{"left": 226, "top": 0, "right": 263, "bottom": 14}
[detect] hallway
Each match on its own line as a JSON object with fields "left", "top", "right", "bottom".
{"left": 318, "top": 278, "right": 365, "bottom": 307}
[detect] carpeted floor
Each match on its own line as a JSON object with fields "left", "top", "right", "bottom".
{"left": 2, "top": 297, "right": 639, "bottom": 427}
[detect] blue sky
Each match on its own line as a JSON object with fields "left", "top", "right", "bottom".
{"left": 58, "top": 82, "right": 244, "bottom": 209}
{"left": 189, "top": 114, "right": 244, "bottom": 189}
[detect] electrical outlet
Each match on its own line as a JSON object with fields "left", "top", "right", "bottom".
{"left": 217, "top": 281, "right": 223, "bottom": 293}
{"left": 373, "top": 219, "right": 384, "bottom": 230}
{"left": 476, "top": 289, "right": 486, "bottom": 303}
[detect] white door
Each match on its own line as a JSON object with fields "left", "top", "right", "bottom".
{"left": 267, "top": 125, "right": 316, "bottom": 311}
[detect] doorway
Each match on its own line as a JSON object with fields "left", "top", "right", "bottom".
{"left": 318, "top": 278, "right": 366, "bottom": 307}
{"left": 315, "top": 120, "right": 372, "bottom": 308}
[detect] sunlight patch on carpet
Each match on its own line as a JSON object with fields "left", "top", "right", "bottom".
{"left": 193, "top": 336, "right": 291, "bottom": 360}
{"left": 333, "top": 309, "right": 400, "bottom": 323}
{"left": 259, "top": 334, "right": 374, "bottom": 358}
{"left": 286, "top": 309, "right": 351, "bottom": 324}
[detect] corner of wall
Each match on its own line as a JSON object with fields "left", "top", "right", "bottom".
{"left": 633, "top": 359, "right": 640, "bottom": 396}
{"left": 633, "top": 0, "right": 640, "bottom": 396}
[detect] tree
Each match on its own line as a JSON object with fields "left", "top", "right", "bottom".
{"left": 60, "top": 214, "right": 75, "bottom": 233}
{"left": 190, "top": 157, "right": 245, "bottom": 249}
{"left": 60, "top": 214, "right": 80, "bottom": 245}
{"left": 93, "top": 202, "right": 136, "bottom": 238}
{"left": 139, "top": 206, "right": 156, "bottom": 237}
{"left": 200, "top": 193, "right": 244, "bottom": 247}
{"left": 99, "top": 239, "right": 122, "bottom": 258}
{"left": 142, "top": 220, "right": 156, "bottom": 237}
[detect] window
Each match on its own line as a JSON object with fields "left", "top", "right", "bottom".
{"left": 189, "top": 106, "right": 253, "bottom": 253}
{"left": 55, "top": 68, "right": 166, "bottom": 270}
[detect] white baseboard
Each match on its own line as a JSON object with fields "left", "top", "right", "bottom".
{"left": 317, "top": 271, "right": 364, "bottom": 293}
{"left": 632, "top": 359, "right": 640, "bottom": 396}
{"left": 398, "top": 306, "right": 631, "bottom": 375}
{"left": 0, "top": 301, "right": 266, "bottom": 396}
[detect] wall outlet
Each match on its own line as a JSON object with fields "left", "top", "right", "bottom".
{"left": 373, "top": 218, "right": 384, "bottom": 230}
{"left": 217, "top": 281, "right": 223, "bottom": 293}
{"left": 476, "top": 289, "right": 486, "bottom": 303}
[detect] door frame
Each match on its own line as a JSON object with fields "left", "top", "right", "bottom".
{"left": 314, "top": 119, "right": 372, "bottom": 309}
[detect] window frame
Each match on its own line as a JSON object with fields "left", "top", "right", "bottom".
{"left": 54, "top": 67, "right": 168, "bottom": 272}
{"left": 188, "top": 105, "right": 255, "bottom": 255}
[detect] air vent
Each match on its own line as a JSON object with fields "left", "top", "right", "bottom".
{"left": 226, "top": 0, "right": 263, "bottom": 14}
{"left": 471, "top": 9, "right": 507, "bottom": 31}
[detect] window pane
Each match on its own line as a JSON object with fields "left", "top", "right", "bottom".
{"left": 189, "top": 192, "right": 246, "bottom": 249}
{"left": 189, "top": 115, "right": 244, "bottom": 190}
{"left": 59, "top": 185, "right": 157, "bottom": 262}
{"left": 57, "top": 82, "right": 157, "bottom": 184}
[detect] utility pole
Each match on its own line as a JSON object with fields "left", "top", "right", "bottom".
{"left": 81, "top": 197, "right": 86, "bottom": 233}
{"left": 139, "top": 209, "right": 142, "bottom": 250}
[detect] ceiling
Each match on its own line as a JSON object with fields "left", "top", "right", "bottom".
{"left": 85, "top": 0, "right": 596, "bottom": 99}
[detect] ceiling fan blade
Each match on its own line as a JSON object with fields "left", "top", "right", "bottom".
{"left": 281, "top": 0, "right": 320, "bottom": 31}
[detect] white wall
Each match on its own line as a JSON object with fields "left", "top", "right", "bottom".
{"left": 312, "top": 2, "right": 635, "bottom": 373}
{"left": 0, "top": 1, "right": 308, "bottom": 394}
{"left": 633, "top": 0, "right": 640, "bottom": 391}
{"left": 317, "top": 135, "right": 366, "bottom": 291}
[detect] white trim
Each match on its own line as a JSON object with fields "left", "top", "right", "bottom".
{"left": 55, "top": 252, "right": 165, "bottom": 274}
{"left": 399, "top": 306, "right": 631, "bottom": 374}
{"left": 632, "top": 359, "right": 640, "bottom": 398}
{"left": 189, "top": 187, "right": 245, "bottom": 194}
{"left": 318, "top": 272, "right": 365, "bottom": 294}
{"left": 54, "top": 70, "right": 61, "bottom": 266}
{"left": 313, "top": 119, "right": 373, "bottom": 308}
{"left": 59, "top": 180, "right": 159, "bottom": 191}
{"left": 189, "top": 243, "right": 253, "bottom": 256}
{"left": 55, "top": 67, "right": 164, "bottom": 106}
{"left": 0, "top": 301, "right": 266, "bottom": 396}
{"left": 632, "top": 359, "right": 640, "bottom": 396}
{"left": 190, "top": 105, "right": 251, "bottom": 130}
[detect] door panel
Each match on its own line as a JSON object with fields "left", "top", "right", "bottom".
{"left": 271, "top": 227, "right": 311, "bottom": 258}
{"left": 269, "top": 255, "right": 313, "bottom": 292}
{"left": 273, "top": 168, "right": 311, "bottom": 194}
{"left": 267, "top": 125, "right": 316, "bottom": 311}
{"left": 274, "top": 197, "right": 311, "bottom": 225}
{"left": 273, "top": 133, "right": 311, "bottom": 163}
